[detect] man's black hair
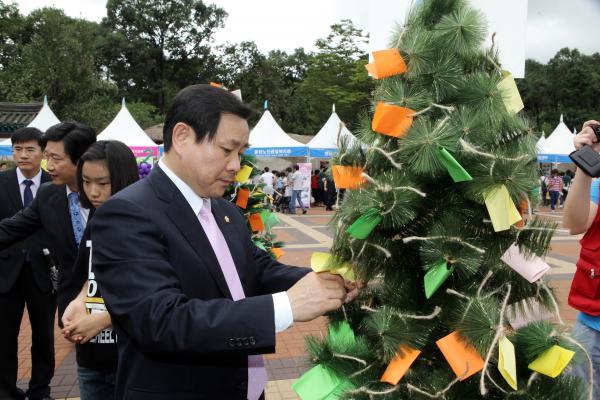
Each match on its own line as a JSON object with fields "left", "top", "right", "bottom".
{"left": 163, "top": 84, "right": 253, "bottom": 152}
{"left": 44, "top": 122, "right": 97, "bottom": 164}
{"left": 11, "top": 127, "right": 46, "bottom": 148}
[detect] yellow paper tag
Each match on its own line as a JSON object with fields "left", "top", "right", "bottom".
{"left": 498, "top": 337, "right": 517, "bottom": 390}
{"left": 497, "top": 71, "right": 524, "bottom": 114}
{"left": 484, "top": 185, "right": 522, "bottom": 232}
{"left": 310, "top": 252, "right": 355, "bottom": 280}
{"left": 528, "top": 345, "right": 575, "bottom": 378}
{"left": 235, "top": 165, "right": 253, "bottom": 183}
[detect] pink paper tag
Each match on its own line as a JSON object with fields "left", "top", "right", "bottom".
{"left": 500, "top": 244, "right": 550, "bottom": 283}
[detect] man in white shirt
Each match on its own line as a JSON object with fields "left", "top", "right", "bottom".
{"left": 260, "top": 167, "right": 275, "bottom": 207}
{"left": 289, "top": 164, "right": 307, "bottom": 214}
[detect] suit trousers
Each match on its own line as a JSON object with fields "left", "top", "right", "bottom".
{"left": 0, "top": 262, "right": 56, "bottom": 400}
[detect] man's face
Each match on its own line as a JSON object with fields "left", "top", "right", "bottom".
{"left": 177, "top": 113, "right": 249, "bottom": 198}
{"left": 12, "top": 140, "right": 43, "bottom": 176}
{"left": 44, "top": 141, "right": 78, "bottom": 187}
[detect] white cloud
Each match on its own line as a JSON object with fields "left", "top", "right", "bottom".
{"left": 526, "top": 0, "right": 600, "bottom": 62}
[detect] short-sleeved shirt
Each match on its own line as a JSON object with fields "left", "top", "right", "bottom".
{"left": 291, "top": 171, "right": 304, "bottom": 191}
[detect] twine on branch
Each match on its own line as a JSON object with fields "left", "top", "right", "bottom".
{"left": 398, "top": 235, "right": 485, "bottom": 254}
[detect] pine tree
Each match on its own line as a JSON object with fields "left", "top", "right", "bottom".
{"left": 294, "top": 1, "right": 589, "bottom": 399}
{"left": 226, "top": 155, "right": 285, "bottom": 261}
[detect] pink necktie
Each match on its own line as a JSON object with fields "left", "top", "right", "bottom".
{"left": 198, "top": 199, "right": 267, "bottom": 400}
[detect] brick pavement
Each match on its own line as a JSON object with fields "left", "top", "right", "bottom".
{"left": 13, "top": 206, "right": 582, "bottom": 399}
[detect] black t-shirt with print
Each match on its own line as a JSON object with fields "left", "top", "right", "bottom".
{"left": 72, "top": 228, "right": 118, "bottom": 372}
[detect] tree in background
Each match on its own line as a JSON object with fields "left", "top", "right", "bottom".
{"left": 293, "top": 19, "right": 373, "bottom": 134}
{"left": 518, "top": 48, "right": 600, "bottom": 133}
{"left": 294, "top": 0, "right": 588, "bottom": 399}
{"left": 103, "top": 0, "right": 226, "bottom": 113}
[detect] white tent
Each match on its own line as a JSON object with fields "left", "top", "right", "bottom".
{"left": 0, "top": 137, "right": 10, "bottom": 156}
{"left": 535, "top": 132, "right": 546, "bottom": 153}
{"left": 245, "top": 109, "right": 307, "bottom": 157}
{"left": 307, "top": 105, "right": 355, "bottom": 158}
{"left": 537, "top": 115, "right": 575, "bottom": 163}
{"left": 27, "top": 96, "right": 60, "bottom": 131}
{"left": 98, "top": 99, "right": 157, "bottom": 147}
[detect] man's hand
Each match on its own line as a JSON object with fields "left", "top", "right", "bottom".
{"left": 344, "top": 279, "right": 364, "bottom": 303}
{"left": 286, "top": 272, "right": 346, "bottom": 322}
{"left": 574, "top": 120, "right": 600, "bottom": 151}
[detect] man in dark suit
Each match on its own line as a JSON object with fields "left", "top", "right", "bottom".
{"left": 0, "top": 122, "right": 97, "bottom": 327}
{"left": 92, "top": 85, "right": 351, "bottom": 400}
{"left": 0, "top": 128, "right": 53, "bottom": 400}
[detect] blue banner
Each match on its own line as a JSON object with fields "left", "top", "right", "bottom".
{"left": 537, "top": 154, "right": 573, "bottom": 163}
{"left": 309, "top": 148, "right": 338, "bottom": 159}
{"left": 0, "top": 146, "right": 12, "bottom": 156}
{"left": 245, "top": 147, "right": 308, "bottom": 157}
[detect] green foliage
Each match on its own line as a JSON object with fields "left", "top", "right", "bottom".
{"left": 518, "top": 48, "right": 600, "bottom": 130}
{"left": 103, "top": 0, "right": 227, "bottom": 113}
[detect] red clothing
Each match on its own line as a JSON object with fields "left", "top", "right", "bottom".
{"left": 311, "top": 175, "right": 318, "bottom": 189}
{"left": 547, "top": 176, "right": 563, "bottom": 192}
{"left": 569, "top": 200, "right": 600, "bottom": 315}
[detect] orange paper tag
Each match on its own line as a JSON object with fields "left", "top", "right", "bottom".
{"left": 365, "top": 49, "right": 407, "bottom": 79}
{"left": 235, "top": 188, "right": 250, "bottom": 209}
{"left": 271, "top": 247, "right": 285, "bottom": 260}
{"left": 248, "top": 213, "right": 264, "bottom": 232}
{"left": 380, "top": 345, "right": 421, "bottom": 385}
{"left": 436, "top": 331, "right": 484, "bottom": 381}
{"left": 332, "top": 166, "right": 366, "bottom": 189}
{"left": 515, "top": 199, "right": 528, "bottom": 229}
{"left": 209, "top": 82, "right": 222, "bottom": 88}
{"left": 372, "top": 102, "right": 414, "bottom": 138}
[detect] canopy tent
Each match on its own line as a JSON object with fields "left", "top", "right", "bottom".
{"left": 535, "top": 132, "right": 546, "bottom": 153}
{"left": 27, "top": 96, "right": 60, "bottom": 131}
{"left": 0, "top": 138, "right": 10, "bottom": 156}
{"left": 245, "top": 109, "right": 307, "bottom": 157}
{"left": 537, "top": 115, "right": 575, "bottom": 163}
{"left": 98, "top": 99, "right": 157, "bottom": 147}
{"left": 307, "top": 105, "right": 354, "bottom": 158}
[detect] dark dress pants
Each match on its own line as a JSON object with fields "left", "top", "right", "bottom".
{"left": 0, "top": 263, "right": 56, "bottom": 400}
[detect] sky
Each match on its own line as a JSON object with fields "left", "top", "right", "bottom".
{"left": 13, "top": 0, "right": 600, "bottom": 63}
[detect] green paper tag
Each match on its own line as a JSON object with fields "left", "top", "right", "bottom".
{"left": 261, "top": 210, "right": 279, "bottom": 231}
{"left": 292, "top": 364, "right": 344, "bottom": 400}
{"left": 424, "top": 261, "right": 454, "bottom": 299}
{"left": 328, "top": 321, "right": 356, "bottom": 350}
{"left": 253, "top": 240, "right": 267, "bottom": 251}
{"left": 346, "top": 209, "right": 382, "bottom": 239}
{"left": 437, "top": 148, "right": 472, "bottom": 182}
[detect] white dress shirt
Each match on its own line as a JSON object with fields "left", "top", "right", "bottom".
{"left": 158, "top": 159, "right": 294, "bottom": 332}
{"left": 16, "top": 168, "right": 42, "bottom": 204}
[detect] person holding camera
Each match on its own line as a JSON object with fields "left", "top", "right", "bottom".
{"left": 563, "top": 119, "right": 600, "bottom": 395}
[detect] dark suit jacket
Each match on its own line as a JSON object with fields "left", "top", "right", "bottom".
{"left": 92, "top": 166, "right": 309, "bottom": 400}
{"left": 0, "top": 168, "right": 52, "bottom": 293}
{"left": 0, "top": 181, "right": 84, "bottom": 317}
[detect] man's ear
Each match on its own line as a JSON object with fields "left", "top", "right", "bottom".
{"left": 171, "top": 122, "right": 193, "bottom": 153}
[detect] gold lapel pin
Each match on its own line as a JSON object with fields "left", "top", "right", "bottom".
{"left": 224, "top": 216, "right": 230, "bottom": 223}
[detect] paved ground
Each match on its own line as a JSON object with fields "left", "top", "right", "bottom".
{"left": 14, "top": 205, "right": 581, "bottom": 399}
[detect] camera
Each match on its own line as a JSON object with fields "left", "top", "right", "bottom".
{"left": 569, "top": 124, "right": 600, "bottom": 177}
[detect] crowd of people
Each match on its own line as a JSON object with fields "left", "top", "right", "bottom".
{"left": 256, "top": 164, "right": 338, "bottom": 214}
{"left": 0, "top": 85, "right": 359, "bottom": 400}
{"left": 539, "top": 169, "right": 573, "bottom": 211}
